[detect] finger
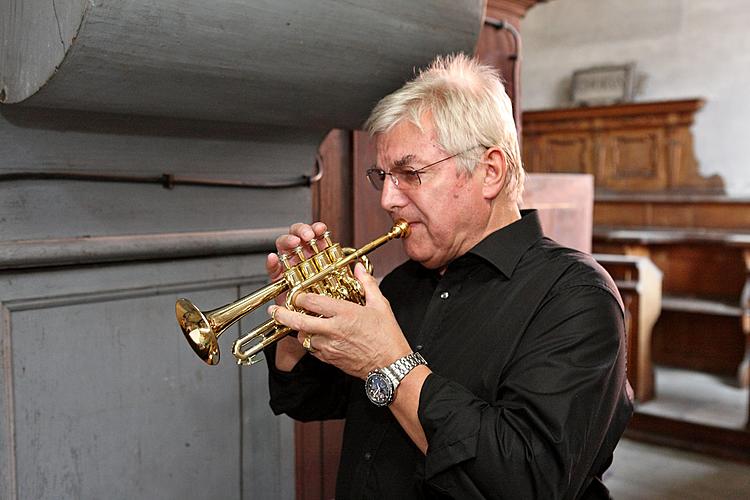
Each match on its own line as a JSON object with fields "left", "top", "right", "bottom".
{"left": 294, "top": 292, "right": 357, "bottom": 318}
{"left": 268, "top": 304, "right": 333, "bottom": 337}
{"left": 354, "top": 262, "right": 384, "bottom": 305}
{"left": 288, "top": 222, "right": 330, "bottom": 259}
{"left": 295, "top": 331, "right": 328, "bottom": 360}
{"left": 275, "top": 233, "right": 302, "bottom": 254}
{"left": 311, "top": 222, "right": 328, "bottom": 237}
{"left": 266, "top": 252, "right": 285, "bottom": 280}
{"left": 296, "top": 330, "right": 314, "bottom": 348}
{"left": 274, "top": 222, "right": 322, "bottom": 255}
{"left": 289, "top": 222, "right": 317, "bottom": 242}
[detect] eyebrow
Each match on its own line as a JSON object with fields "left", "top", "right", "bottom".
{"left": 392, "top": 154, "right": 418, "bottom": 169}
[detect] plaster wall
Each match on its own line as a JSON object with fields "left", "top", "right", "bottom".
{"left": 522, "top": 0, "right": 750, "bottom": 196}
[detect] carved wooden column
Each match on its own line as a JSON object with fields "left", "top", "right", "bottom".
{"left": 476, "top": 0, "right": 545, "bottom": 133}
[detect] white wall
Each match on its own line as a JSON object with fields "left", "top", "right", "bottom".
{"left": 521, "top": 0, "right": 750, "bottom": 197}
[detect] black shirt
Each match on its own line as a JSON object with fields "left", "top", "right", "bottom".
{"left": 267, "top": 210, "right": 633, "bottom": 499}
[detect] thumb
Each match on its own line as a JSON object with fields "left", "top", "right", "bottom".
{"left": 354, "top": 262, "right": 382, "bottom": 304}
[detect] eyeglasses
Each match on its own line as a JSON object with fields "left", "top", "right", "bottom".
{"left": 366, "top": 146, "right": 481, "bottom": 191}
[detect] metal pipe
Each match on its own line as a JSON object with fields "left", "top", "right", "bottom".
{"left": 0, "top": 156, "right": 323, "bottom": 189}
{"left": 484, "top": 17, "right": 522, "bottom": 128}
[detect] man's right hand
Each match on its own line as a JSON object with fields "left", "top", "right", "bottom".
{"left": 266, "top": 221, "right": 329, "bottom": 372}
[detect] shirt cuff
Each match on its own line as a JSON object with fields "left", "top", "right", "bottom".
{"left": 418, "top": 372, "right": 482, "bottom": 479}
{"left": 266, "top": 340, "right": 323, "bottom": 373}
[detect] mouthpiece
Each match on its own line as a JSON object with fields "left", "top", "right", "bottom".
{"left": 393, "top": 219, "right": 410, "bottom": 239}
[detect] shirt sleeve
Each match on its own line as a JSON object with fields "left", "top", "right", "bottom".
{"left": 417, "top": 284, "right": 632, "bottom": 499}
{"left": 266, "top": 342, "right": 351, "bottom": 421}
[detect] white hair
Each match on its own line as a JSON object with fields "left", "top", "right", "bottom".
{"left": 364, "top": 53, "right": 525, "bottom": 201}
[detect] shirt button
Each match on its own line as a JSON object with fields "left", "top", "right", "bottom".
{"left": 363, "top": 452, "right": 372, "bottom": 461}
{"left": 415, "top": 345, "right": 423, "bottom": 351}
{"left": 440, "top": 291, "right": 450, "bottom": 299}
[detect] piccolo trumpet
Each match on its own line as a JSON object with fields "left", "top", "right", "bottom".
{"left": 176, "top": 220, "right": 410, "bottom": 366}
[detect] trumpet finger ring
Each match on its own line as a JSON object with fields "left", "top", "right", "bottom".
{"left": 271, "top": 307, "right": 279, "bottom": 323}
{"left": 302, "top": 334, "right": 317, "bottom": 354}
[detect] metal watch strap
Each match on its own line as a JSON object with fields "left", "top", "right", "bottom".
{"left": 385, "top": 351, "right": 427, "bottom": 382}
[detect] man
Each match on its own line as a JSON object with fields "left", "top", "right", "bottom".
{"left": 265, "top": 54, "right": 633, "bottom": 499}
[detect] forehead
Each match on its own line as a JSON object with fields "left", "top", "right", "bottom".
{"left": 375, "top": 118, "right": 440, "bottom": 165}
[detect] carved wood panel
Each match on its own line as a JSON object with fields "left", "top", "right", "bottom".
{"left": 599, "top": 129, "right": 667, "bottom": 191}
{"left": 526, "top": 133, "right": 594, "bottom": 175}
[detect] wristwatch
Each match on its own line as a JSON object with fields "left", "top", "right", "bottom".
{"left": 365, "top": 351, "right": 427, "bottom": 407}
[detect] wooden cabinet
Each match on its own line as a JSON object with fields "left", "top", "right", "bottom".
{"left": 523, "top": 99, "right": 723, "bottom": 193}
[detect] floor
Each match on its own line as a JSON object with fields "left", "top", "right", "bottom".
{"left": 637, "top": 366, "right": 749, "bottom": 429}
{"left": 604, "top": 366, "right": 750, "bottom": 499}
{"left": 605, "top": 438, "right": 750, "bottom": 499}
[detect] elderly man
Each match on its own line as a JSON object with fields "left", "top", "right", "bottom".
{"left": 265, "top": 54, "right": 632, "bottom": 499}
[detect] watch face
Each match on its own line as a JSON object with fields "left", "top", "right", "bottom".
{"left": 365, "top": 371, "right": 394, "bottom": 407}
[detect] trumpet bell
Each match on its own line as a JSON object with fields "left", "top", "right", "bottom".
{"left": 176, "top": 298, "right": 220, "bottom": 365}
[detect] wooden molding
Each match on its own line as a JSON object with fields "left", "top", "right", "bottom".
{"left": 0, "top": 228, "right": 284, "bottom": 270}
{"left": 627, "top": 413, "right": 750, "bottom": 463}
{"left": 523, "top": 99, "right": 706, "bottom": 138}
{"left": 486, "top": 0, "right": 547, "bottom": 19}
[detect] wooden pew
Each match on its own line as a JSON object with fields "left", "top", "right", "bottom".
{"left": 594, "top": 254, "right": 662, "bottom": 402}
{"left": 594, "top": 227, "right": 750, "bottom": 392}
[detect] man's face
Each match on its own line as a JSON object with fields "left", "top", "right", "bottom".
{"left": 375, "top": 117, "right": 489, "bottom": 270}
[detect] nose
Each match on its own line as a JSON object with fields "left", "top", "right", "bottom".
{"left": 380, "top": 174, "right": 408, "bottom": 213}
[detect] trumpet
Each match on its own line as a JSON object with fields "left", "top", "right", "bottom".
{"left": 176, "top": 220, "right": 410, "bottom": 366}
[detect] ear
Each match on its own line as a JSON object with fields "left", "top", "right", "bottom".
{"left": 479, "top": 147, "right": 507, "bottom": 200}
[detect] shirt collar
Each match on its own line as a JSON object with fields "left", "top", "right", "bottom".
{"left": 466, "top": 209, "right": 544, "bottom": 278}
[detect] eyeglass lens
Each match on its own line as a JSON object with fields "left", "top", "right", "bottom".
{"left": 366, "top": 168, "right": 422, "bottom": 191}
{"left": 366, "top": 146, "right": 483, "bottom": 191}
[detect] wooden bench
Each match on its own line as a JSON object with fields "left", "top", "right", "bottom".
{"left": 594, "top": 254, "right": 662, "bottom": 402}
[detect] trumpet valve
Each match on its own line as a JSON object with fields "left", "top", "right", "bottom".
{"left": 325, "top": 242, "right": 344, "bottom": 262}
{"left": 293, "top": 245, "right": 306, "bottom": 262}
{"left": 279, "top": 253, "right": 292, "bottom": 270}
{"left": 313, "top": 249, "right": 332, "bottom": 271}
{"left": 308, "top": 237, "right": 320, "bottom": 254}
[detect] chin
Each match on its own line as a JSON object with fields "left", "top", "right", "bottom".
{"left": 404, "top": 244, "right": 442, "bottom": 269}
{"left": 404, "top": 243, "right": 424, "bottom": 263}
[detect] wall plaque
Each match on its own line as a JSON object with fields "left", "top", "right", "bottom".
{"left": 571, "top": 64, "right": 635, "bottom": 106}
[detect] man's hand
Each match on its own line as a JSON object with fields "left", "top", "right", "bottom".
{"left": 266, "top": 221, "right": 329, "bottom": 372}
{"left": 269, "top": 263, "right": 412, "bottom": 379}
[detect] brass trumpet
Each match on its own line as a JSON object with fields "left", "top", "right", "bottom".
{"left": 176, "top": 220, "right": 410, "bottom": 366}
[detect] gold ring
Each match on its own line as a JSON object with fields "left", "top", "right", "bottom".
{"left": 302, "top": 334, "right": 317, "bottom": 354}
{"left": 271, "top": 307, "right": 278, "bottom": 323}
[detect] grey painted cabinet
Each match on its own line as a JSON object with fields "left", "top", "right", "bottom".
{"left": 1, "top": 255, "right": 295, "bottom": 499}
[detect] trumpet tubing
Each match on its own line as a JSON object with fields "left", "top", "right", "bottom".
{"left": 176, "top": 219, "right": 410, "bottom": 366}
